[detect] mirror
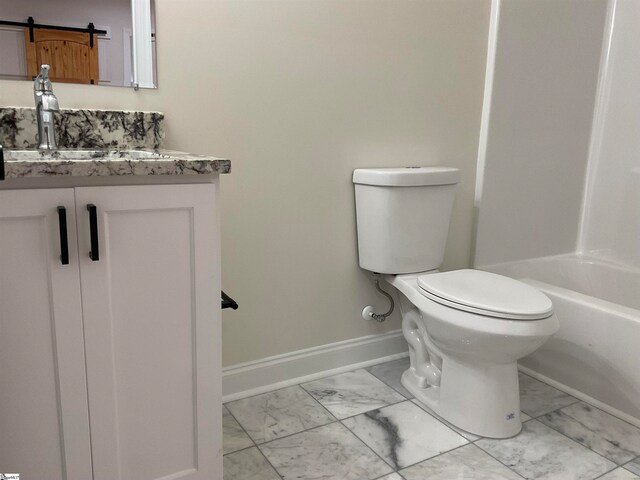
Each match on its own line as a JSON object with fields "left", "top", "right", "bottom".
{"left": 0, "top": 0, "right": 157, "bottom": 88}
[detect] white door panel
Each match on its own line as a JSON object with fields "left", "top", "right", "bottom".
{"left": 0, "top": 188, "right": 92, "bottom": 480}
{"left": 75, "top": 184, "right": 221, "bottom": 480}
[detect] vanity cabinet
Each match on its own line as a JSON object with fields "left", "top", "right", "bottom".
{"left": 0, "top": 183, "right": 222, "bottom": 480}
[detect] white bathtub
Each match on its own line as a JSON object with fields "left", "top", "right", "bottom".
{"left": 485, "top": 254, "right": 640, "bottom": 424}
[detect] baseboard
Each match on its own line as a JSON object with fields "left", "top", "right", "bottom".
{"left": 222, "top": 330, "right": 409, "bottom": 402}
{"left": 518, "top": 365, "right": 640, "bottom": 429}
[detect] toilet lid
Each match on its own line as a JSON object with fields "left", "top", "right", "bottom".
{"left": 417, "top": 269, "right": 553, "bottom": 320}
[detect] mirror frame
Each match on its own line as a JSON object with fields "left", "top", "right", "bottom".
{"left": 131, "top": 0, "right": 154, "bottom": 89}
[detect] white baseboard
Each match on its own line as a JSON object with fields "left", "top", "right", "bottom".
{"left": 518, "top": 365, "right": 640, "bottom": 428}
{"left": 222, "top": 330, "right": 409, "bottom": 402}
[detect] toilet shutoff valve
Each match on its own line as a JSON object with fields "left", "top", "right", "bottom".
{"left": 362, "top": 276, "right": 395, "bottom": 322}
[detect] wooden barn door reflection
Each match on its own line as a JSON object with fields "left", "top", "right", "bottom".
{"left": 24, "top": 28, "right": 99, "bottom": 84}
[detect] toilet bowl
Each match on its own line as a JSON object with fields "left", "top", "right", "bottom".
{"left": 352, "top": 166, "right": 559, "bottom": 438}
{"left": 386, "top": 270, "right": 558, "bottom": 438}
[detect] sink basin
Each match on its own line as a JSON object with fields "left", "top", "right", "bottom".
{"left": 4, "top": 149, "right": 167, "bottom": 162}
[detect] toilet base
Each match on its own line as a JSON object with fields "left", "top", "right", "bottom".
{"left": 401, "top": 358, "right": 523, "bottom": 439}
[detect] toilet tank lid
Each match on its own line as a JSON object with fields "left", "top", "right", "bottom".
{"left": 352, "top": 167, "right": 460, "bottom": 187}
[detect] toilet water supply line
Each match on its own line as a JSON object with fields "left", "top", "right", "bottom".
{"left": 362, "top": 275, "right": 395, "bottom": 322}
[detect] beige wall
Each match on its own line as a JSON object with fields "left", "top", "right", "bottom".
{"left": 0, "top": 0, "right": 490, "bottom": 366}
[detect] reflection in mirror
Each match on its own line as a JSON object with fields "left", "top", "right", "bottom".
{"left": 0, "top": 0, "right": 156, "bottom": 89}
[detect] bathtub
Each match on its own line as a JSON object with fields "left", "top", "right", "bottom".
{"left": 485, "top": 254, "right": 640, "bottom": 425}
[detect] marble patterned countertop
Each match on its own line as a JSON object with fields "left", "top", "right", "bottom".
{"left": 0, "top": 107, "right": 230, "bottom": 179}
{"left": 2, "top": 148, "right": 231, "bottom": 179}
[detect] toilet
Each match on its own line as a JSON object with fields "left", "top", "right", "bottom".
{"left": 353, "top": 167, "right": 559, "bottom": 438}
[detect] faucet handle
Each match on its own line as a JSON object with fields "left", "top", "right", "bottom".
{"left": 34, "top": 64, "right": 53, "bottom": 92}
{"left": 38, "top": 64, "right": 50, "bottom": 78}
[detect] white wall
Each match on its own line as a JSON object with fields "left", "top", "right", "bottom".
{"left": 0, "top": 0, "right": 132, "bottom": 86}
{"left": 0, "top": 0, "right": 490, "bottom": 366}
{"left": 474, "top": 0, "right": 607, "bottom": 267}
{"left": 580, "top": 0, "right": 640, "bottom": 268}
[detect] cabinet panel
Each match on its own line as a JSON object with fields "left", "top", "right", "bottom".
{"left": 75, "top": 184, "right": 221, "bottom": 480}
{"left": 0, "top": 189, "right": 92, "bottom": 480}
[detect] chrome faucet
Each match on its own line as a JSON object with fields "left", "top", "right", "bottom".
{"left": 34, "top": 65, "right": 59, "bottom": 150}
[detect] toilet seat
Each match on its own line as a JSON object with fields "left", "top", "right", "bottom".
{"left": 417, "top": 269, "right": 553, "bottom": 320}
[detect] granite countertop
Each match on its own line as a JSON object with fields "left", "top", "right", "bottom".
{"left": 1, "top": 148, "right": 231, "bottom": 179}
{"left": 0, "top": 107, "right": 230, "bottom": 180}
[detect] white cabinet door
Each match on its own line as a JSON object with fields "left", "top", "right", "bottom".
{"left": 75, "top": 184, "right": 222, "bottom": 480}
{"left": 0, "top": 189, "right": 93, "bottom": 480}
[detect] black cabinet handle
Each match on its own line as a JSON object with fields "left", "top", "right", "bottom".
{"left": 57, "top": 206, "right": 69, "bottom": 265}
{"left": 87, "top": 204, "right": 99, "bottom": 261}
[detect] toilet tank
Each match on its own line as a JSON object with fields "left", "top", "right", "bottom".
{"left": 353, "top": 167, "right": 460, "bottom": 274}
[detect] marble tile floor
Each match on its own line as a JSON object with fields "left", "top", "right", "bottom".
{"left": 223, "top": 357, "right": 640, "bottom": 480}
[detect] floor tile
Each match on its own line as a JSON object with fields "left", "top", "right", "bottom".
{"left": 342, "top": 400, "right": 467, "bottom": 469}
{"left": 366, "top": 357, "right": 413, "bottom": 398}
{"left": 223, "top": 405, "right": 254, "bottom": 454}
{"left": 223, "top": 447, "right": 280, "bottom": 480}
{"left": 476, "top": 419, "right": 616, "bottom": 480}
{"left": 260, "top": 422, "right": 393, "bottom": 480}
{"left": 522, "top": 412, "right": 532, "bottom": 421}
{"left": 625, "top": 458, "right": 640, "bottom": 476}
{"left": 519, "top": 372, "right": 578, "bottom": 417}
{"left": 301, "top": 369, "right": 405, "bottom": 419}
{"left": 225, "top": 385, "right": 335, "bottom": 444}
{"left": 599, "top": 468, "right": 640, "bottom": 480}
{"left": 400, "top": 444, "right": 523, "bottom": 480}
{"left": 375, "top": 474, "right": 403, "bottom": 480}
{"left": 539, "top": 402, "right": 640, "bottom": 464}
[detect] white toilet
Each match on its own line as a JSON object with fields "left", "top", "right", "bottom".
{"left": 353, "top": 167, "right": 559, "bottom": 438}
